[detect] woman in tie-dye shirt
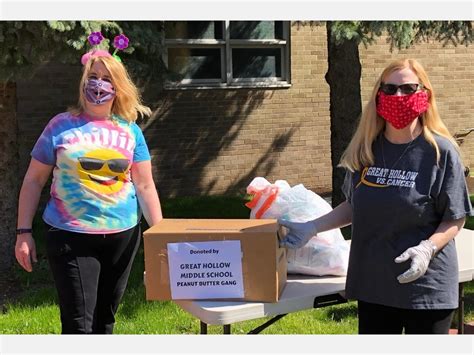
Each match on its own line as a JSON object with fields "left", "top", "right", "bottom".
{"left": 15, "top": 53, "right": 163, "bottom": 334}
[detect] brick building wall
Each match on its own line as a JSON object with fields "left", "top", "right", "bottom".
{"left": 359, "top": 36, "right": 474, "bottom": 170}
{"left": 145, "top": 24, "right": 331, "bottom": 197}
{"left": 11, "top": 23, "right": 474, "bottom": 200}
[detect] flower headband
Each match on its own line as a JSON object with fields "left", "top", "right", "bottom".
{"left": 81, "top": 32, "right": 129, "bottom": 65}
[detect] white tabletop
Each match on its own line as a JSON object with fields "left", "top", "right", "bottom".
{"left": 176, "top": 228, "right": 473, "bottom": 326}
{"left": 176, "top": 274, "right": 346, "bottom": 325}
{"left": 457, "top": 228, "right": 474, "bottom": 283}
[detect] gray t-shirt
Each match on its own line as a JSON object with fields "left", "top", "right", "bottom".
{"left": 342, "top": 133, "right": 473, "bottom": 310}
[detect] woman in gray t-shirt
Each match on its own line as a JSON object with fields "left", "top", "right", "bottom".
{"left": 280, "top": 58, "right": 473, "bottom": 334}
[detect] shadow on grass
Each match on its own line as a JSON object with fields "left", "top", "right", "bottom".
{"left": 2, "top": 285, "right": 58, "bottom": 314}
{"left": 4, "top": 258, "right": 58, "bottom": 310}
{"left": 323, "top": 302, "right": 358, "bottom": 322}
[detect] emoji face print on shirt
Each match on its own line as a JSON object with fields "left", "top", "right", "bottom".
{"left": 77, "top": 148, "right": 130, "bottom": 194}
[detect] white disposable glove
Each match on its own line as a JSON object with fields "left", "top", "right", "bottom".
{"left": 278, "top": 219, "right": 318, "bottom": 249}
{"left": 395, "top": 240, "right": 437, "bottom": 284}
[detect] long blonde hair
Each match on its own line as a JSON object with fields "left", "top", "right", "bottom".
{"left": 339, "top": 58, "right": 460, "bottom": 172}
{"left": 69, "top": 56, "right": 152, "bottom": 122}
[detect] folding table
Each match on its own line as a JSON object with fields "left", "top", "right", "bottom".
{"left": 175, "top": 228, "right": 473, "bottom": 334}
{"left": 456, "top": 228, "right": 474, "bottom": 334}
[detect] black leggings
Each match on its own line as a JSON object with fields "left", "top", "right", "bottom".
{"left": 357, "top": 300, "right": 455, "bottom": 334}
{"left": 45, "top": 224, "right": 141, "bottom": 334}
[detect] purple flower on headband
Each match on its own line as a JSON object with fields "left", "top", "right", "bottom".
{"left": 113, "top": 34, "right": 129, "bottom": 50}
{"left": 88, "top": 32, "right": 104, "bottom": 46}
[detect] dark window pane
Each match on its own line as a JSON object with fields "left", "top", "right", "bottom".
{"left": 232, "top": 48, "right": 282, "bottom": 78}
{"left": 165, "top": 21, "right": 223, "bottom": 40}
{"left": 168, "top": 48, "right": 221, "bottom": 80}
{"left": 230, "top": 21, "right": 283, "bottom": 40}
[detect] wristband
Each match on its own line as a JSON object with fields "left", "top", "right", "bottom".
{"left": 16, "top": 228, "right": 32, "bottom": 235}
{"left": 422, "top": 239, "right": 438, "bottom": 259}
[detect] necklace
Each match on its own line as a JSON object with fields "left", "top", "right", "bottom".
{"left": 380, "top": 134, "right": 417, "bottom": 171}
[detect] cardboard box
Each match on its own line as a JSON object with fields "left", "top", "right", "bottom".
{"left": 143, "top": 218, "right": 287, "bottom": 303}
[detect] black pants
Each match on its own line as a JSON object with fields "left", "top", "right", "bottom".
{"left": 357, "top": 300, "right": 455, "bottom": 334}
{"left": 45, "top": 224, "right": 140, "bottom": 334}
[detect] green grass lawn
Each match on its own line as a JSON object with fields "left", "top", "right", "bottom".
{"left": 1, "top": 194, "right": 473, "bottom": 334}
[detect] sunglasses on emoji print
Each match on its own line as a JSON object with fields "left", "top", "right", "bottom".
{"left": 78, "top": 157, "right": 131, "bottom": 173}
{"left": 379, "top": 82, "right": 424, "bottom": 95}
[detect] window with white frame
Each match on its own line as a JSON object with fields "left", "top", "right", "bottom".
{"left": 164, "top": 21, "right": 291, "bottom": 89}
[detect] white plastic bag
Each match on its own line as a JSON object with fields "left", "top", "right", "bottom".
{"left": 246, "top": 177, "right": 349, "bottom": 276}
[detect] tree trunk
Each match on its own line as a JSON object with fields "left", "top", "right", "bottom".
{"left": 0, "top": 82, "right": 19, "bottom": 272}
{"left": 325, "top": 22, "right": 362, "bottom": 207}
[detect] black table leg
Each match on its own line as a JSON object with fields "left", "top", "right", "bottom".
{"left": 200, "top": 321, "right": 208, "bottom": 334}
{"left": 458, "top": 283, "right": 464, "bottom": 334}
{"left": 248, "top": 314, "right": 288, "bottom": 334}
{"left": 200, "top": 321, "right": 231, "bottom": 334}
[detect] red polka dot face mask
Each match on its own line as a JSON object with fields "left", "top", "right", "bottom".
{"left": 376, "top": 91, "right": 429, "bottom": 129}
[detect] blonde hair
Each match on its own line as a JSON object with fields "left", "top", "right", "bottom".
{"left": 339, "top": 58, "right": 460, "bottom": 172}
{"left": 69, "top": 56, "right": 152, "bottom": 122}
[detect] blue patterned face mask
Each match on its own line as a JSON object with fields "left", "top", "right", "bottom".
{"left": 84, "top": 78, "right": 116, "bottom": 105}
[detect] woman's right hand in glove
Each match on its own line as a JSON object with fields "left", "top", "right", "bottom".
{"left": 278, "top": 201, "right": 353, "bottom": 249}
{"left": 278, "top": 219, "right": 318, "bottom": 249}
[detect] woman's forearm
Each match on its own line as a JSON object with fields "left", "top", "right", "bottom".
{"left": 315, "top": 200, "right": 353, "bottom": 233}
{"left": 17, "top": 178, "right": 44, "bottom": 229}
{"left": 429, "top": 218, "right": 465, "bottom": 251}
{"left": 136, "top": 184, "right": 163, "bottom": 227}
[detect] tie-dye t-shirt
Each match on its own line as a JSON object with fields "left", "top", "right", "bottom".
{"left": 31, "top": 112, "right": 151, "bottom": 234}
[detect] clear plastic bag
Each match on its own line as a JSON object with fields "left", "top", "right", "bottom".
{"left": 246, "top": 177, "right": 349, "bottom": 276}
